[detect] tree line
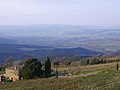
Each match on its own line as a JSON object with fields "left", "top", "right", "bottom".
{"left": 81, "top": 57, "right": 120, "bottom": 66}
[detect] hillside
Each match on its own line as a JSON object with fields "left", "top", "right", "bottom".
{"left": 0, "top": 43, "right": 103, "bottom": 63}
{"left": 0, "top": 62, "right": 120, "bottom": 90}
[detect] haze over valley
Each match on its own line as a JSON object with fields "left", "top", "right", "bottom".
{"left": 0, "top": 25, "right": 120, "bottom": 52}
{"left": 0, "top": 25, "right": 120, "bottom": 63}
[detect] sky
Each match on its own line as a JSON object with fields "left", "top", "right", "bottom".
{"left": 0, "top": 0, "right": 120, "bottom": 26}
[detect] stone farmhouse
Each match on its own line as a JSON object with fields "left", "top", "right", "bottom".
{"left": 5, "top": 65, "right": 22, "bottom": 81}
{"left": 0, "top": 65, "right": 22, "bottom": 82}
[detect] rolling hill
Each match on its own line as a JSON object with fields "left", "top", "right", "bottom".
{"left": 0, "top": 43, "right": 103, "bottom": 64}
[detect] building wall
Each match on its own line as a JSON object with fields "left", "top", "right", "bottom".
{"left": 6, "top": 69, "right": 20, "bottom": 81}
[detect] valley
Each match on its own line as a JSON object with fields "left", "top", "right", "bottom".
{"left": 0, "top": 25, "right": 120, "bottom": 53}
{"left": 0, "top": 25, "right": 120, "bottom": 64}
{"left": 0, "top": 43, "right": 102, "bottom": 64}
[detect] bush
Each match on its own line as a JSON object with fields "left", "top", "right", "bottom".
{"left": 4, "top": 80, "right": 13, "bottom": 82}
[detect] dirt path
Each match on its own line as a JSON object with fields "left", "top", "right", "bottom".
{"left": 59, "top": 71, "right": 100, "bottom": 78}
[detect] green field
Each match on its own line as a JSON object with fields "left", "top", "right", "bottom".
{"left": 0, "top": 68, "right": 120, "bottom": 90}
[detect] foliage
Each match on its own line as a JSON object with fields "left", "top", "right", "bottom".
{"left": 4, "top": 79, "right": 13, "bottom": 82}
{"left": 0, "top": 67, "right": 5, "bottom": 71}
{"left": 55, "top": 68, "right": 58, "bottom": 78}
{"left": 80, "top": 56, "right": 120, "bottom": 66}
{"left": 45, "top": 57, "right": 51, "bottom": 78}
{"left": 116, "top": 62, "right": 119, "bottom": 70}
{"left": 22, "top": 58, "right": 42, "bottom": 79}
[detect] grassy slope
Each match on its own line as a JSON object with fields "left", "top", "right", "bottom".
{"left": 0, "top": 63, "right": 120, "bottom": 90}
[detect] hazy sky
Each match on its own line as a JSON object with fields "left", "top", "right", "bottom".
{"left": 0, "top": 0, "right": 119, "bottom": 26}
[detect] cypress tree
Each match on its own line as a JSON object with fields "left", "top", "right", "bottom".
{"left": 116, "top": 62, "right": 119, "bottom": 70}
{"left": 56, "top": 68, "right": 58, "bottom": 78}
{"left": 45, "top": 57, "right": 51, "bottom": 78}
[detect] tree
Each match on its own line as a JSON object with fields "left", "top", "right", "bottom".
{"left": 45, "top": 57, "right": 51, "bottom": 78}
{"left": 116, "top": 62, "right": 119, "bottom": 70}
{"left": 56, "top": 68, "right": 58, "bottom": 78}
{"left": 22, "top": 58, "right": 42, "bottom": 79}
